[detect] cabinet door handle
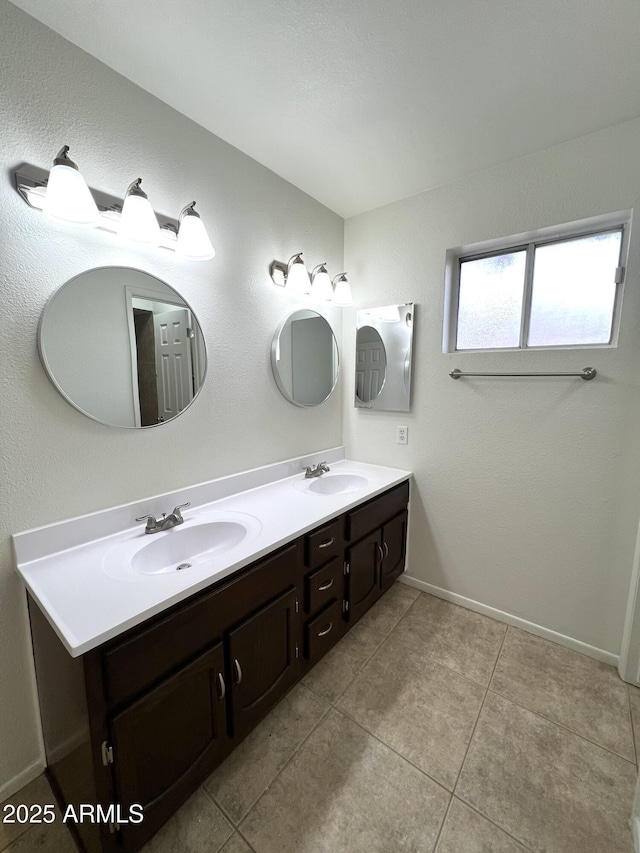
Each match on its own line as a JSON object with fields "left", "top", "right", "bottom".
{"left": 233, "top": 659, "right": 243, "bottom": 685}
{"left": 383, "top": 542, "right": 389, "bottom": 559}
{"left": 217, "top": 672, "right": 226, "bottom": 700}
{"left": 318, "top": 579, "right": 334, "bottom": 591}
{"left": 318, "top": 622, "right": 333, "bottom": 637}
{"left": 376, "top": 544, "right": 384, "bottom": 563}
{"left": 318, "top": 537, "right": 334, "bottom": 549}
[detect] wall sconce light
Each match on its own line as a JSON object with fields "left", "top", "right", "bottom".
{"left": 269, "top": 253, "right": 311, "bottom": 294}
{"left": 176, "top": 202, "right": 216, "bottom": 260}
{"left": 41, "top": 146, "right": 101, "bottom": 228}
{"left": 332, "top": 273, "right": 353, "bottom": 306}
{"left": 14, "top": 146, "right": 216, "bottom": 261}
{"left": 118, "top": 178, "right": 161, "bottom": 244}
{"left": 310, "top": 264, "right": 334, "bottom": 301}
{"left": 270, "top": 254, "right": 353, "bottom": 305}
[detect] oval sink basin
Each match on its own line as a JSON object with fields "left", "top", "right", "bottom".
{"left": 102, "top": 511, "right": 262, "bottom": 581}
{"left": 294, "top": 473, "right": 369, "bottom": 495}
{"left": 132, "top": 521, "right": 248, "bottom": 575}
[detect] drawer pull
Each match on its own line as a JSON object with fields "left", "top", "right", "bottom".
{"left": 217, "top": 672, "right": 226, "bottom": 700}
{"left": 318, "top": 622, "right": 333, "bottom": 637}
{"left": 377, "top": 544, "right": 384, "bottom": 563}
{"left": 233, "top": 659, "right": 243, "bottom": 685}
{"left": 318, "top": 579, "right": 334, "bottom": 591}
{"left": 318, "top": 537, "right": 335, "bottom": 549}
{"left": 383, "top": 542, "right": 389, "bottom": 559}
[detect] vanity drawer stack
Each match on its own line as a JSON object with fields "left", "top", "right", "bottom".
{"left": 302, "top": 516, "right": 346, "bottom": 669}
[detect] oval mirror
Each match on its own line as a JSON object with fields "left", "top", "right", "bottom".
{"left": 38, "top": 267, "right": 207, "bottom": 428}
{"left": 355, "top": 325, "right": 387, "bottom": 403}
{"left": 271, "top": 309, "right": 339, "bottom": 407}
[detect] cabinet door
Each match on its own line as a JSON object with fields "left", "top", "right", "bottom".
{"left": 380, "top": 510, "right": 408, "bottom": 592}
{"left": 228, "top": 585, "right": 300, "bottom": 740}
{"left": 346, "top": 528, "right": 382, "bottom": 624}
{"left": 110, "top": 642, "right": 227, "bottom": 850}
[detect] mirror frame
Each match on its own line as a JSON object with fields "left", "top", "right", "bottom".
{"left": 270, "top": 309, "right": 340, "bottom": 408}
{"left": 38, "top": 266, "right": 208, "bottom": 428}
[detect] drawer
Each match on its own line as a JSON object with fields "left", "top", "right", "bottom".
{"left": 304, "top": 517, "right": 343, "bottom": 568}
{"left": 305, "top": 556, "right": 344, "bottom": 615}
{"left": 304, "top": 598, "right": 343, "bottom": 664}
{"left": 102, "top": 540, "right": 301, "bottom": 708}
{"left": 346, "top": 481, "right": 409, "bottom": 542}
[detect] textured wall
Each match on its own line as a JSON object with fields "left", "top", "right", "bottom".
{"left": 0, "top": 0, "right": 343, "bottom": 795}
{"left": 344, "top": 119, "right": 640, "bottom": 658}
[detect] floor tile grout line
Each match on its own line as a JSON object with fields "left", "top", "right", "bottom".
{"left": 332, "top": 704, "right": 454, "bottom": 795}
{"left": 486, "top": 687, "right": 638, "bottom": 766}
{"left": 451, "top": 626, "right": 508, "bottom": 794}
{"left": 231, "top": 698, "right": 334, "bottom": 832}
{"left": 232, "top": 826, "right": 257, "bottom": 852}
{"left": 431, "top": 793, "right": 454, "bottom": 852}
{"left": 452, "top": 794, "right": 537, "bottom": 852}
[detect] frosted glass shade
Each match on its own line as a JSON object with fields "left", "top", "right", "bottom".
{"left": 287, "top": 260, "right": 311, "bottom": 294}
{"left": 313, "top": 269, "right": 334, "bottom": 300}
{"left": 42, "top": 164, "right": 101, "bottom": 228}
{"left": 118, "top": 193, "right": 161, "bottom": 244}
{"left": 332, "top": 276, "right": 353, "bottom": 306}
{"left": 176, "top": 214, "right": 215, "bottom": 260}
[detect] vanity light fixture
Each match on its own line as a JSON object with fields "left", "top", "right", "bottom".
{"left": 13, "top": 147, "right": 216, "bottom": 262}
{"left": 118, "top": 178, "right": 161, "bottom": 244}
{"left": 41, "top": 146, "right": 101, "bottom": 228}
{"left": 332, "top": 273, "right": 353, "bottom": 306}
{"left": 269, "top": 253, "right": 311, "bottom": 294}
{"left": 176, "top": 202, "right": 216, "bottom": 261}
{"left": 310, "top": 263, "right": 334, "bottom": 301}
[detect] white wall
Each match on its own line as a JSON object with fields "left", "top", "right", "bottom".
{"left": 0, "top": 0, "right": 343, "bottom": 796}
{"left": 344, "top": 119, "right": 640, "bottom": 659}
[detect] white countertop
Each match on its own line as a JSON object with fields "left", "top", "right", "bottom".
{"left": 14, "top": 452, "right": 411, "bottom": 657}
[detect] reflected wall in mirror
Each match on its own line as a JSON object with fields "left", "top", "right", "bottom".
{"left": 355, "top": 303, "right": 414, "bottom": 412}
{"left": 271, "top": 309, "right": 339, "bottom": 407}
{"left": 38, "top": 267, "right": 207, "bottom": 428}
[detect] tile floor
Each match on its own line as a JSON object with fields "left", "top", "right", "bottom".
{"left": 2, "top": 583, "right": 638, "bottom": 852}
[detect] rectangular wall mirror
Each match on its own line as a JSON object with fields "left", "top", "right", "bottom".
{"left": 355, "top": 303, "right": 414, "bottom": 412}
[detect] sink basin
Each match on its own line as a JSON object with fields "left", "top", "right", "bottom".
{"left": 102, "top": 511, "right": 262, "bottom": 581}
{"left": 132, "top": 521, "right": 248, "bottom": 575}
{"left": 293, "top": 473, "right": 369, "bottom": 496}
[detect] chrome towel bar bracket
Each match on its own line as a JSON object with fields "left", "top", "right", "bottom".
{"left": 449, "top": 367, "right": 596, "bottom": 381}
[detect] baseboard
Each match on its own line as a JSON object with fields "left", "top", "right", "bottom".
{"left": 0, "top": 757, "right": 46, "bottom": 801}
{"left": 399, "top": 575, "right": 619, "bottom": 667}
{"left": 632, "top": 816, "right": 640, "bottom": 853}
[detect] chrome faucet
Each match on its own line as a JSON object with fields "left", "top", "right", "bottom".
{"left": 303, "top": 462, "right": 330, "bottom": 479}
{"left": 135, "top": 502, "right": 191, "bottom": 534}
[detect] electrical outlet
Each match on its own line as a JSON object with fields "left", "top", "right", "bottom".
{"left": 397, "top": 425, "right": 408, "bottom": 445}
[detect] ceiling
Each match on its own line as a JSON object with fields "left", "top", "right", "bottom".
{"left": 10, "top": 0, "right": 640, "bottom": 218}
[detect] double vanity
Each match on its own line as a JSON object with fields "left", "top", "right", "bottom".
{"left": 14, "top": 451, "right": 411, "bottom": 852}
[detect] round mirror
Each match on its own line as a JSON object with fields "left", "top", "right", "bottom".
{"left": 355, "top": 325, "right": 387, "bottom": 403}
{"left": 271, "top": 309, "right": 339, "bottom": 407}
{"left": 38, "top": 267, "right": 207, "bottom": 428}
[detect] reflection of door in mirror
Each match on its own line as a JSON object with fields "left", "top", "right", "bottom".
{"left": 355, "top": 326, "right": 387, "bottom": 403}
{"left": 129, "top": 295, "right": 195, "bottom": 426}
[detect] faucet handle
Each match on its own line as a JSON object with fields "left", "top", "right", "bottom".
{"left": 135, "top": 514, "right": 159, "bottom": 533}
{"left": 172, "top": 501, "right": 190, "bottom": 521}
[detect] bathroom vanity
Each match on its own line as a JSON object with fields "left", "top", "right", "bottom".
{"left": 15, "top": 454, "right": 410, "bottom": 852}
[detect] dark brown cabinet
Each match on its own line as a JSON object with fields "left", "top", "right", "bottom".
{"left": 228, "top": 585, "right": 300, "bottom": 739}
{"left": 29, "top": 480, "right": 409, "bottom": 853}
{"left": 111, "top": 642, "right": 227, "bottom": 850}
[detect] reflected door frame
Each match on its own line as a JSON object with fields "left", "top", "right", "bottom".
{"left": 125, "top": 285, "right": 194, "bottom": 427}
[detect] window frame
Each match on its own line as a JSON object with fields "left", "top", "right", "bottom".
{"left": 443, "top": 210, "right": 632, "bottom": 354}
